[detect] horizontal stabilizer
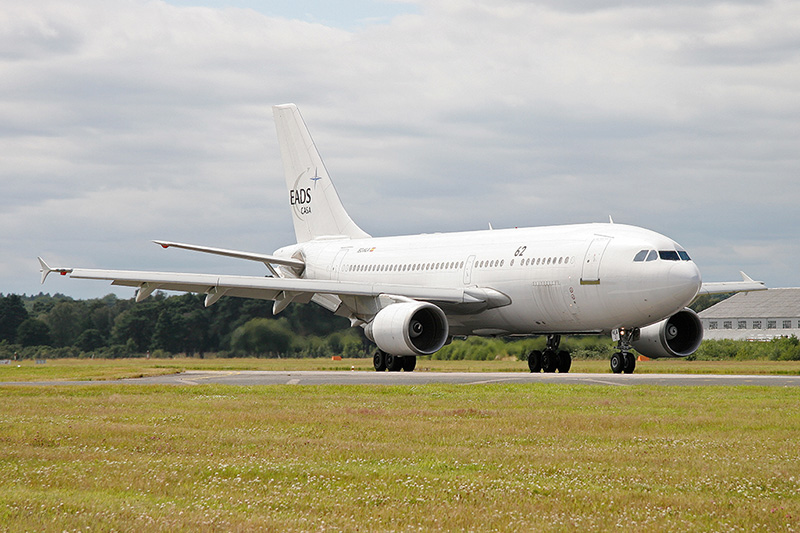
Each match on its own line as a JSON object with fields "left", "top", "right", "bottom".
{"left": 153, "top": 241, "right": 304, "bottom": 270}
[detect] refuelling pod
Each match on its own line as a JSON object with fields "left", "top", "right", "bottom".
{"left": 631, "top": 308, "right": 703, "bottom": 359}
{"left": 366, "top": 302, "right": 449, "bottom": 356}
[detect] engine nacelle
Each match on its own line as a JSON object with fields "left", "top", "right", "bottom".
{"left": 366, "top": 302, "right": 449, "bottom": 356}
{"left": 631, "top": 308, "right": 703, "bottom": 358}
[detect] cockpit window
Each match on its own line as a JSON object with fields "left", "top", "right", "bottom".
{"left": 646, "top": 250, "right": 658, "bottom": 262}
{"left": 678, "top": 250, "right": 691, "bottom": 261}
{"left": 633, "top": 250, "right": 648, "bottom": 262}
{"left": 659, "top": 250, "right": 680, "bottom": 261}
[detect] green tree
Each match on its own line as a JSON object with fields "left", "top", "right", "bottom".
{"left": 76, "top": 329, "right": 106, "bottom": 352}
{"left": 112, "top": 301, "right": 161, "bottom": 352}
{"left": 16, "top": 318, "right": 52, "bottom": 347}
{"left": 231, "top": 318, "right": 294, "bottom": 356}
{"left": 0, "top": 294, "right": 29, "bottom": 343}
{"left": 45, "top": 301, "right": 82, "bottom": 347}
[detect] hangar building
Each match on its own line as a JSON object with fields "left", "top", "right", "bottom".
{"left": 699, "top": 288, "right": 800, "bottom": 341}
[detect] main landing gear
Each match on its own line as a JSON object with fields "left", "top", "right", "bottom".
{"left": 610, "top": 328, "right": 637, "bottom": 374}
{"left": 527, "top": 334, "right": 571, "bottom": 373}
{"left": 373, "top": 349, "right": 417, "bottom": 372}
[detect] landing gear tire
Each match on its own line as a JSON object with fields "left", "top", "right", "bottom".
{"left": 542, "top": 349, "right": 558, "bottom": 373}
{"left": 610, "top": 328, "right": 641, "bottom": 374}
{"left": 527, "top": 350, "right": 542, "bottom": 373}
{"left": 622, "top": 352, "right": 636, "bottom": 374}
{"left": 610, "top": 352, "right": 624, "bottom": 374}
{"left": 386, "top": 353, "right": 403, "bottom": 372}
{"left": 373, "top": 349, "right": 387, "bottom": 372}
{"left": 557, "top": 350, "right": 571, "bottom": 373}
{"left": 402, "top": 356, "right": 417, "bottom": 372}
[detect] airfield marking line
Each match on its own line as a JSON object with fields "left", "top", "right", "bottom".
{"left": 583, "top": 378, "right": 626, "bottom": 386}
{"left": 465, "top": 378, "right": 516, "bottom": 385}
{"left": 178, "top": 371, "right": 239, "bottom": 385}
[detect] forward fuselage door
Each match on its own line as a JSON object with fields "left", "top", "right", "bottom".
{"left": 581, "top": 236, "right": 611, "bottom": 285}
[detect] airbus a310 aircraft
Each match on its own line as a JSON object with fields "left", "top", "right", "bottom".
{"left": 39, "top": 104, "right": 766, "bottom": 373}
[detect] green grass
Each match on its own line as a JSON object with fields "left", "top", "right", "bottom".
{"left": 0, "top": 384, "right": 798, "bottom": 531}
{"left": 2, "top": 357, "right": 800, "bottom": 383}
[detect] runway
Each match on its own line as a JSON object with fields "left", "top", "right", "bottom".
{"left": 122, "top": 370, "right": 800, "bottom": 387}
{"left": 4, "top": 370, "right": 800, "bottom": 387}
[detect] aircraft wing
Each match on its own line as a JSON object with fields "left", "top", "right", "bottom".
{"left": 38, "top": 259, "right": 510, "bottom": 310}
{"left": 698, "top": 271, "right": 766, "bottom": 295}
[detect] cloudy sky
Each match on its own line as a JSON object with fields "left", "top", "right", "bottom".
{"left": 2, "top": 0, "right": 799, "bottom": 299}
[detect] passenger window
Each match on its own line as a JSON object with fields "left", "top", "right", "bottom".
{"left": 646, "top": 250, "right": 658, "bottom": 261}
{"left": 659, "top": 250, "right": 680, "bottom": 261}
{"left": 633, "top": 250, "right": 648, "bottom": 262}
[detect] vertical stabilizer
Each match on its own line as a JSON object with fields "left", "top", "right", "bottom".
{"left": 273, "top": 104, "right": 370, "bottom": 243}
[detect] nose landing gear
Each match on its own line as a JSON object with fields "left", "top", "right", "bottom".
{"left": 610, "top": 328, "right": 639, "bottom": 374}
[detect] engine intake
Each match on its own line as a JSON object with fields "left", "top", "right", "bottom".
{"left": 631, "top": 308, "right": 703, "bottom": 358}
{"left": 367, "top": 302, "right": 449, "bottom": 356}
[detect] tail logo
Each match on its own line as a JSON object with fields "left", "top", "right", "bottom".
{"left": 290, "top": 167, "right": 320, "bottom": 217}
{"left": 310, "top": 168, "right": 322, "bottom": 188}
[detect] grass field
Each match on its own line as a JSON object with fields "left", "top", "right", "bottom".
{"left": 1, "top": 368, "right": 799, "bottom": 530}
{"left": 2, "top": 357, "right": 800, "bottom": 383}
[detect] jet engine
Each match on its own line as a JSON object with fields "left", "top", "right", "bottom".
{"left": 631, "top": 308, "right": 703, "bottom": 358}
{"left": 366, "top": 302, "right": 449, "bottom": 356}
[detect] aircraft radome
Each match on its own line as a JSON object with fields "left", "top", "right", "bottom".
{"left": 39, "top": 104, "right": 766, "bottom": 373}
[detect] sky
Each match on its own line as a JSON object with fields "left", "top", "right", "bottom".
{"left": 2, "top": 0, "right": 799, "bottom": 299}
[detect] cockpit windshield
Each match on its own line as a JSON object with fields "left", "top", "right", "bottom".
{"left": 633, "top": 249, "right": 692, "bottom": 262}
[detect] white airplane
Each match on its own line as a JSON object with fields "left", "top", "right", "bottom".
{"left": 39, "top": 104, "right": 766, "bottom": 373}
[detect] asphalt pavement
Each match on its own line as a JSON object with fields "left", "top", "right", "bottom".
{"left": 4, "top": 370, "right": 800, "bottom": 387}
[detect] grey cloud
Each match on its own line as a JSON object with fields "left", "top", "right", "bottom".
{"left": 1, "top": 0, "right": 799, "bottom": 298}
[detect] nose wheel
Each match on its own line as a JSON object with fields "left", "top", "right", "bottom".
{"left": 610, "top": 351, "right": 636, "bottom": 374}
{"left": 610, "top": 328, "right": 638, "bottom": 374}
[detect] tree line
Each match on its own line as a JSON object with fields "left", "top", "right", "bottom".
{"left": 2, "top": 292, "right": 798, "bottom": 361}
{"left": 0, "top": 292, "right": 366, "bottom": 359}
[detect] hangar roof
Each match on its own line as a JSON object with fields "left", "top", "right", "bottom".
{"left": 699, "top": 288, "right": 800, "bottom": 319}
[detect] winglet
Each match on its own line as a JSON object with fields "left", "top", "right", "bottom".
{"left": 38, "top": 257, "right": 72, "bottom": 284}
{"left": 740, "top": 271, "right": 755, "bottom": 283}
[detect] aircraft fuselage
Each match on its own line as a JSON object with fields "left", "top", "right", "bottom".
{"left": 277, "top": 222, "right": 702, "bottom": 337}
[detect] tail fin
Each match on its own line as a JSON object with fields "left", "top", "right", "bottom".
{"left": 273, "top": 104, "right": 370, "bottom": 243}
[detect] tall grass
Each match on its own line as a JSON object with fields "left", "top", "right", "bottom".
{"left": 1, "top": 384, "right": 798, "bottom": 531}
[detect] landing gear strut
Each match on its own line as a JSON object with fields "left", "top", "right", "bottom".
{"left": 528, "top": 335, "right": 571, "bottom": 373}
{"left": 610, "top": 328, "right": 638, "bottom": 374}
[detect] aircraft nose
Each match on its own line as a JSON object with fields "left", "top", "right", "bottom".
{"left": 668, "top": 261, "right": 702, "bottom": 307}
